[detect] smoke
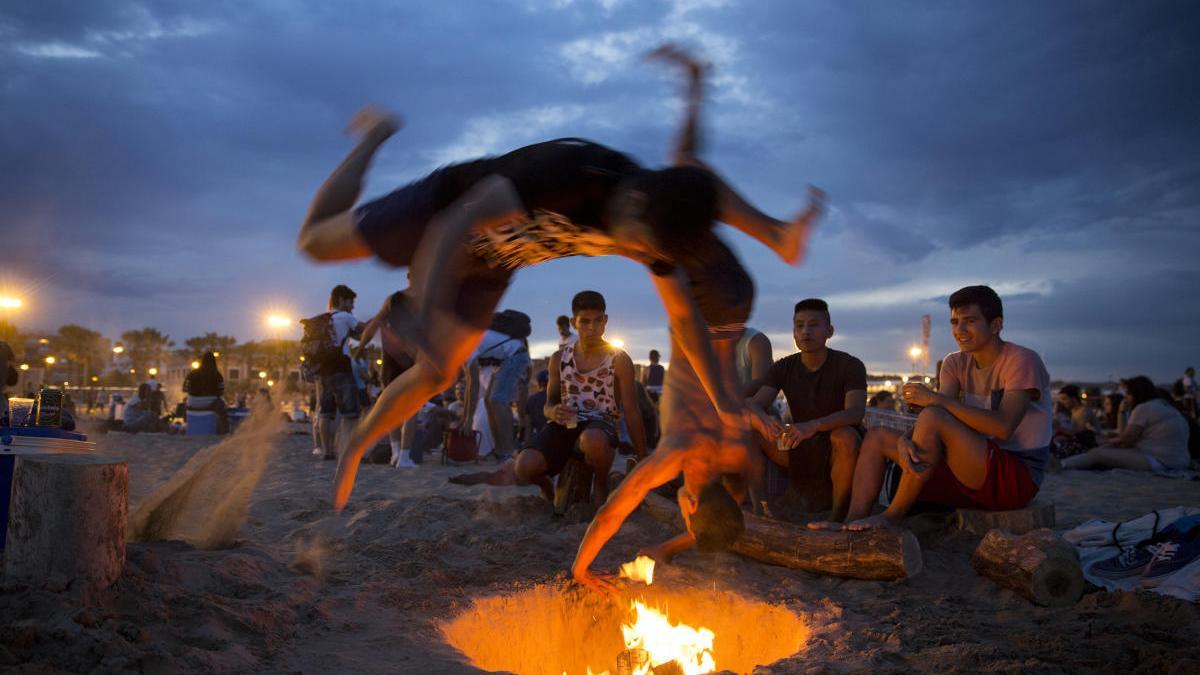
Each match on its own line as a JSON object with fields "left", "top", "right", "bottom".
{"left": 128, "top": 401, "right": 284, "bottom": 549}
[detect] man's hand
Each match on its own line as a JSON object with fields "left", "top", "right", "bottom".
{"left": 550, "top": 403, "right": 578, "bottom": 426}
{"left": 717, "top": 403, "right": 754, "bottom": 436}
{"left": 778, "top": 420, "right": 819, "bottom": 449}
{"left": 896, "top": 435, "right": 929, "bottom": 474}
{"left": 573, "top": 567, "right": 618, "bottom": 597}
{"left": 902, "top": 383, "right": 939, "bottom": 408}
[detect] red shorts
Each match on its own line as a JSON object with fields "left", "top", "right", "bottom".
{"left": 917, "top": 439, "right": 1039, "bottom": 511}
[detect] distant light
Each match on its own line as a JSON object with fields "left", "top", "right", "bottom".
{"left": 923, "top": 376, "right": 931, "bottom": 384}
{"left": 91, "top": 376, "right": 99, "bottom": 382}
{"left": 299, "top": 355, "right": 305, "bottom": 362}
{"left": 112, "top": 345, "right": 124, "bottom": 354}
{"left": 63, "top": 381, "right": 69, "bottom": 387}
{"left": 266, "top": 315, "right": 292, "bottom": 329}
{"left": 191, "top": 360, "right": 201, "bottom": 370}
{"left": 1081, "top": 392, "right": 1088, "bottom": 399}
{"left": 0, "top": 297, "right": 21, "bottom": 309}
{"left": 608, "top": 337, "right": 625, "bottom": 349}
{"left": 909, "top": 346, "right": 923, "bottom": 359}
{"left": 38, "top": 338, "right": 49, "bottom": 345}
{"left": 19, "top": 364, "right": 29, "bottom": 371}
{"left": 258, "top": 371, "right": 267, "bottom": 379}
{"left": 267, "top": 380, "right": 275, "bottom": 387}
{"left": 130, "top": 368, "right": 136, "bottom": 374}
{"left": 213, "top": 351, "right": 220, "bottom": 358}
{"left": 884, "top": 380, "right": 893, "bottom": 388}
{"left": 44, "top": 356, "right": 55, "bottom": 365}
{"left": 148, "top": 367, "right": 158, "bottom": 376}
{"left": 376, "top": 358, "right": 383, "bottom": 366}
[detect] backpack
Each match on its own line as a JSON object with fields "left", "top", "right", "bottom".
{"left": 299, "top": 312, "right": 347, "bottom": 382}
{"left": 489, "top": 309, "right": 532, "bottom": 339}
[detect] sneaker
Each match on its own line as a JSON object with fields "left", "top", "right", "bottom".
{"left": 311, "top": 447, "right": 322, "bottom": 456}
{"left": 1090, "top": 545, "right": 1156, "bottom": 580}
{"left": 393, "top": 449, "right": 418, "bottom": 469}
{"left": 1141, "top": 529, "right": 1200, "bottom": 587}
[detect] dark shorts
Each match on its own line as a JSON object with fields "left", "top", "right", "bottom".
{"left": 354, "top": 170, "right": 513, "bottom": 330}
{"left": 917, "top": 439, "right": 1039, "bottom": 511}
{"left": 317, "top": 370, "right": 360, "bottom": 419}
{"left": 524, "top": 418, "right": 618, "bottom": 477}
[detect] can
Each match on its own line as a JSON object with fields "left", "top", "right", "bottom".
{"left": 33, "top": 389, "right": 64, "bottom": 427}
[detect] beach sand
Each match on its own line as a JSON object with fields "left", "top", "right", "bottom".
{"left": 2, "top": 417, "right": 1199, "bottom": 673}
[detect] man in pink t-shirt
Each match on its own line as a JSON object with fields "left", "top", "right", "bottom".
{"left": 811, "top": 285, "right": 1052, "bottom": 531}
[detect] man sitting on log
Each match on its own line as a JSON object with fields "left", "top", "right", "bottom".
{"left": 811, "top": 285, "right": 1052, "bottom": 531}
{"left": 748, "top": 298, "right": 867, "bottom": 517}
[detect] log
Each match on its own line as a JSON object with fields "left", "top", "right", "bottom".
{"left": 5, "top": 454, "right": 128, "bottom": 593}
{"left": 554, "top": 456, "right": 593, "bottom": 516}
{"left": 971, "top": 528, "right": 1083, "bottom": 607}
{"left": 956, "top": 501, "right": 1055, "bottom": 535}
{"left": 640, "top": 491, "right": 922, "bottom": 580}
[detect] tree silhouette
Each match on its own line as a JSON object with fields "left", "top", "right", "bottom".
{"left": 120, "top": 327, "right": 174, "bottom": 376}
{"left": 53, "top": 324, "right": 107, "bottom": 383}
{"left": 184, "top": 332, "right": 237, "bottom": 358}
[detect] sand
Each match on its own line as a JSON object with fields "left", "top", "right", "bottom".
{"left": 2, "top": 417, "right": 1199, "bottom": 674}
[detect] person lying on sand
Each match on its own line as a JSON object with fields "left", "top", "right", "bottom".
{"left": 809, "top": 285, "right": 1052, "bottom": 531}
{"left": 295, "top": 43, "right": 823, "bottom": 511}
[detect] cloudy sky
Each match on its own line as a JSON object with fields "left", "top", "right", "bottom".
{"left": 2, "top": 0, "right": 1197, "bottom": 381}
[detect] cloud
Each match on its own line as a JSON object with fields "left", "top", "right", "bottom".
{"left": 14, "top": 41, "right": 102, "bottom": 58}
{"left": 424, "top": 105, "right": 589, "bottom": 166}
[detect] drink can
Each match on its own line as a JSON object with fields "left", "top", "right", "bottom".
{"left": 777, "top": 424, "right": 791, "bottom": 451}
{"left": 34, "top": 388, "right": 64, "bottom": 427}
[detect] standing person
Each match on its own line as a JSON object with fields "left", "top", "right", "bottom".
{"left": 643, "top": 349, "right": 665, "bottom": 401}
{"left": 357, "top": 283, "right": 420, "bottom": 467}
{"left": 311, "top": 285, "right": 365, "bottom": 460}
{"left": 461, "top": 313, "right": 532, "bottom": 460}
{"left": 183, "top": 351, "right": 227, "bottom": 431}
{"left": 1062, "top": 376, "right": 1190, "bottom": 473}
{"left": 811, "top": 285, "right": 1051, "bottom": 531}
{"left": 299, "top": 44, "right": 824, "bottom": 510}
{"left": 557, "top": 315, "right": 577, "bottom": 348}
{"left": 747, "top": 299, "right": 866, "bottom": 518}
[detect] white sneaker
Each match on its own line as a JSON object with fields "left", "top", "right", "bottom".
{"left": 396, "top": 446, "right": 420, "bottom": 468}
{"left": 311, "top": 447, "right": 322, "bottom": 456}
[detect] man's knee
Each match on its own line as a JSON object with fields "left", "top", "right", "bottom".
{"left": 861, "top": 428, "right": 898, "bottom": 457}
{"left": 579, "top": 429, "right": 614, "bottom": 462}
{"left": 413, "top": 358, "right": 456, "bottom": 392}
{"left": 914, "top": 405, "right": 950, "bottom": 432}
{"left": 514, "top": 449, "right": 547, "bottom": 481}
{"left": 830, "top": 427, "right": 861, "bottom": 456}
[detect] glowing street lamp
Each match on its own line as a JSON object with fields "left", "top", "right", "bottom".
{"left": 0, "top": 297, "right": 22, "bottom": 310}
{"left": 267, "top": 380, "right": 275, "bottom": 387}
{"left": 258, "top": 371, "right": 268, "bottom": 379}
{"left": 19, "top": 363, "right": 29, "bottom": 371}
{"left": 44, "top": 356, "right": 56, "bottom": 365}
{"left": 266, "top": 315, "right": 292, "bottom": 329}
{"left": 91, "top": 376, "right": 99, "bottom": 383}
{"left": 112, "top": 345, "right": 124, "bottom": 354}
{"left": 148, "top": 367, "right": 158, "bottom": 376}
{"left": 191, "top": 360, "right": 201, "bottom": 369}
{"left": 909, "top": 346, "right": 923, "bottom": 360}
{"left": 376, "top": 358, "right": 383, "bottom": 366}
{"left": 129, "top": 368, "right": 136, "bottom": 374}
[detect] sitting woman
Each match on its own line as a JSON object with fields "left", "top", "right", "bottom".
{"left": 183, "top": 351, "right": 228, "bottom": 432}
{"left": 1062, "top": 376, "right": 1190, "bottom": 473}
{"left": 122, "top": 383, "right": 160, "bottom": 433}
{"left": 1051, "top": 384, "right": 1104, "bottom": 457}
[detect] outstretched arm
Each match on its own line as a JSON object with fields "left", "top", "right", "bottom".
{"left": 572, "top": 447, "right": 685, "bottom": 593}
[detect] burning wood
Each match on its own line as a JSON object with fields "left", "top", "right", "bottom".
{"left": 618, "top": 555, "right": 656, "bottom": 585}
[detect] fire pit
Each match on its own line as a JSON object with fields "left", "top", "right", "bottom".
{"left": 440, "top": 577, "right": 807, "bottom": 674}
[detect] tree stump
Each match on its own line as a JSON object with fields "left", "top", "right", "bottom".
{"left": 971, "top": 528, "right": 1083, "bottom": 607}
{"left": 5, "top": 454, "right": 128, "bottom": 593}
{"left": 554, "top": 456, "right": 594, "bottom": 516}
{"left": 956, "top": 501, "right": 1055, "bottom": 535}
{"left": 641, "top": 491, "right": 922, "bottom": 580}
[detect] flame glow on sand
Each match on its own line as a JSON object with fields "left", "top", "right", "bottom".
{"left": 441, "top": 568, "right": 807, "bottom": 675}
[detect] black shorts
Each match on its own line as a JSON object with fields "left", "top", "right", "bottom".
{"left": 355, "top": 169, "right": 513, "bottom": 330}
{"left": 524, "top": 418, "right": 618, "bottom": 477}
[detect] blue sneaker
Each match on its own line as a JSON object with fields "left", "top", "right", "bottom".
{"left": 1141, "top": 529, "right": 1200, "bottom": 588}
{"left": 1090, "top": 545, "right": 1156, "bottom": 580}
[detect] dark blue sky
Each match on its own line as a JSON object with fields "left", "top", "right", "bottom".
{"left": 2, "top": 1, "right": 1197, "bottom": 380}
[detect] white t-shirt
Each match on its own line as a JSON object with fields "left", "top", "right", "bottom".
{"left": 330, "top": 310, "right": 360, "bottom": 357}
{"left": 1127, "top": 398, "right": 1190, "bottom": 470}
{"left": 940, "top": 341, "right": 1053, "bottom": 483}
{"left": 471, "top": 330, "right": 525, "bottom": 364}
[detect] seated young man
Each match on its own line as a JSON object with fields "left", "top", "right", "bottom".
{"left": 812, "top": 285, "right": 1051, "bottom": 530}
{"left": 748, "top": 299, "right": 866, "bottom": 519}
{"left": 515, "top": 291, "right": 645, "bottom": 505}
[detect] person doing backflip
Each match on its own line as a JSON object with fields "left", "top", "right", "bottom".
{"left": 296, "top": 44, "right": 824, "bottom": 514}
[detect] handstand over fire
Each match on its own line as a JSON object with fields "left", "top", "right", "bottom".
{"left": 295, "top": 45, "right": 824, "bottom": 527}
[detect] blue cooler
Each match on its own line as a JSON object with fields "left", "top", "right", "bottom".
{"left": 0, "top": 427, "right": 94, "bottom": 549}
{"left": 186, "top": 410, "right": 219, "bottom": 435}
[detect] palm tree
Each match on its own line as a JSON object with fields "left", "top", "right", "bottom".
{"left": 120, "top": 327, "right": 174, "bottom": 376}
{"left": 184, "top": 332, "right": 238, "bottom": 358}
{"left": 53, "top": 324, "right": 107, "bottom": 384}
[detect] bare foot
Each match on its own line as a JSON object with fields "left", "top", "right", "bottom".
{"left": 345, "top": 105, "right": 402, "bottom": 141}
{"left": 806, "top": 520, "right": 844, "bottom": 531}
{"left": 781, "top": 185, "right": 826, "bottom": 265}
{"left": 645, "top": 44, "right": 709, "bottom": 79}
{"left": 843, "top": 514, "right": 896, "bottom": 531}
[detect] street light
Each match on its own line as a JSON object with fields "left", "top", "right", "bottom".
{"left": 909, "top": 346, "right": 923, "bottom": 360}
{"left": 19, "top": 364, "right": 29, "bottom": 371}
{"left": 0, "top": 297, "right": 21, "bottom": 309}
{"left": 112, "top": 345, "right": 124, "bottom": 354}
{"left": 191, "top": 360, "right": 201, "bottom": 369}
{"left": 148, "top": 367, "right": 158, "bottom": 376}
{"left": 44, "top": 356, "right": 55, "bottom": 365}
{"left": 266, "top": 315, "right": 292, "bottom": 329}
{"left": 258, "top": 371, "right": 267, "bottom": 379}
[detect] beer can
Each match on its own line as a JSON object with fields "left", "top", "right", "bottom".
{"left": 34, "top": 388, "right": 64, "bottom": 427}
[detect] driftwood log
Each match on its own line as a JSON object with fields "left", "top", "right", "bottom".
{"left": 4, "top": 454, "right": 128, "bottom": 593}
{"left": 641, "top": 491, "right": 922, "bottom": 580}
{"left": 956, "top": 501, "right": 1055, "bottom": 535}
{"left": 971, "top": 528, "right": 1083, "bottom": 607}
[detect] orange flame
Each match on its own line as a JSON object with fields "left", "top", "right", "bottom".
{"left": 620, "top": 600, "right": 716, "bottom": 675}
{"left": 618, "top": 555, "right": 655, "bottom": 586}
